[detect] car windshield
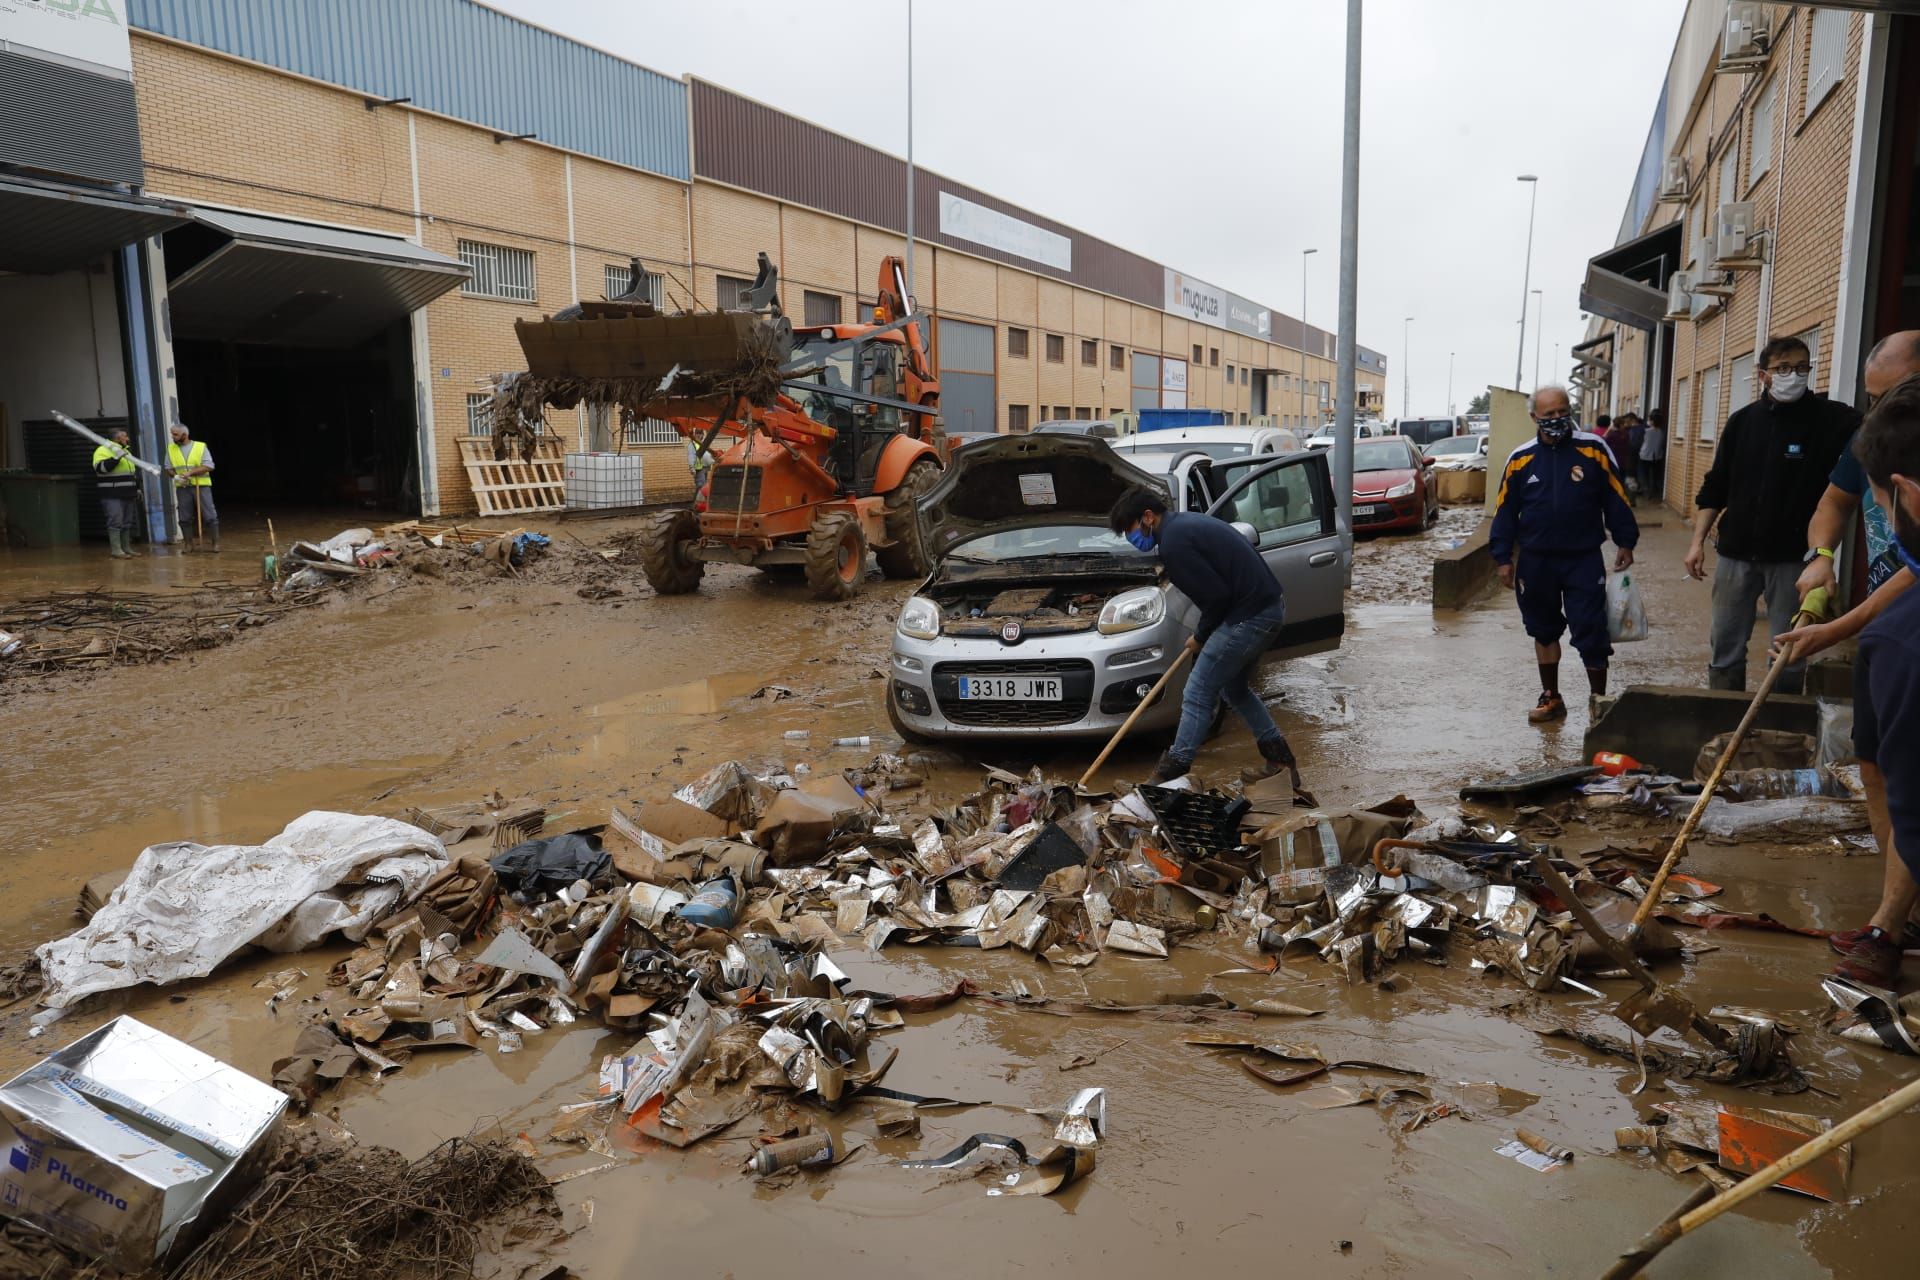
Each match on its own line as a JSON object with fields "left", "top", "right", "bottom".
{"left": 1032, "top": 422, "right": 1088, "bottom": 434}
{"left": 1118, "top": 441, "right": 1252, "bottom": 460}
{"left": 1425, "top": 436, "right": 1479, "bottom": 455}
{"left": 1353, "top": 440, "right": 1414, "bottom": 471}
{"left": 945, "top": 524, "right": 1143, "bottom": 563}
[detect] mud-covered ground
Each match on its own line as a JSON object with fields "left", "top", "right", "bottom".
{"left": 0, "top": 501, "right": 1908, "bottom": 1279}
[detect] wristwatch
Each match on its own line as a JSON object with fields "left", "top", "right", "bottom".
{"left": 1803, "top": 546, "right": 1836, "bottom": 564}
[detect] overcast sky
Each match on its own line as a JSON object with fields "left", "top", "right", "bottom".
{"left": 495, "top": 0, "right": 1682, "bottom": 417}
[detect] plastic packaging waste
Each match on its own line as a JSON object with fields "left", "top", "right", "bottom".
{"left": 0, "top": 630, "right": 20, "bottom": 658}
{"left": 1817, "top": 698, "right": 1856, "bottom": 768}
{"left": 782, "top": 730, "right": 811, "bottom": 740}
{"left": 831, "top": 736, "right": 872, "bottom": 748}
{"left": 675, "top": 877, "right": 739, "bottom": 928}
{"left": 751, "top": 1132, "right": 834, "bottom": 1175}
{"left": 1605, "top": 569, "right": 1649, "bottom": 643}
{"left": 1693, "top": 795, "right": 1868, "bottom": 840}
{"left": 1719, "top": 766, "right": 1850, "bottom": 801}
{"left": 1592, "top": 751, "right": 1649, "bottom": 777}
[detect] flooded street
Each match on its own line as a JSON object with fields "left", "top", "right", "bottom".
{"left": 1, "top": 506, "right": 1909, "bottom": 1280}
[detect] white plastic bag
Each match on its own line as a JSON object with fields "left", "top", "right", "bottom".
{"left": 1606, "top": 569, "right": 1649, "bottom": 642}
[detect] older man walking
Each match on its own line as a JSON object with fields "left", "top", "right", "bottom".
{"left": 1490, "top": 386, "right": 1639, "bottom": 724}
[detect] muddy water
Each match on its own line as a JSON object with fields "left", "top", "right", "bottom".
{"left": 1, "top": 509, "right": 1911, "bottom": 1278}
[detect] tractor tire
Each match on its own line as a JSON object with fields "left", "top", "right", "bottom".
{"left": 875, "top": 458, "right": 941, "bottom": 579}
{"left": 637, "top": 509, "right": 704, "bottom": 595}
{"left": 804, "top": 512, "right": 865, "bottom": 601}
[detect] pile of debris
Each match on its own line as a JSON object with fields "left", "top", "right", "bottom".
{"left": 0, "top": 585, "right": 322, "bottom": 682}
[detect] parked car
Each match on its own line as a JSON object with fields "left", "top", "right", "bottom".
{"left": 1393, "top": 417, "right": 1457, "bottom": 447}
{"left": 1351, "top": 435, "right": 1439, "bottom": 533}
{"left": 1462, "top": 414, "right": 1491, "bottom": 435}
{"left": 1422, "top": 434, "right": 1489, "bottom": 462}
{"left": 887, "top": 435, "right": 1349, "bottom": 741}
{"left": 1033, "top": 419, "right": 1123, "bottom": 439}
{"left": 1305, "top": 420, "right": 1387, "bottom": 449}
{"left": 1110, "top": 425, "right": 1301, "bottom": 460}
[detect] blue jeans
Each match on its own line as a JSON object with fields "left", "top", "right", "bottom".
{"left": 1169, "top": 599, "right": 1287, "bottom": 764}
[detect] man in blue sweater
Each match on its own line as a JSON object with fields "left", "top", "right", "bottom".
{"left": 1825, "top": 372, "right": 1920, "bottom": 986}
{"left": 1108, "top": 488, "right": 1300, "bottom": 788}
{"left": 1490, "top": 386, "right": 1639, "bottom": 724}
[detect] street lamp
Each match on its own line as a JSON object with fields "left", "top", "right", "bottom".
{"left": 1514, "top": 175, "right": 1538, "bottom": 390}
{"left": 1299, "top": 247, "right": 1317, "bottom": 431}
{"left": 1402, "top": 316, "right": 1414, "bottom": 420}
{"left": 1447, "top": 351, "right": 1455, "bottom": 418}
{"left": 1530, "top": 288, "right": 1543, "bottom": 390}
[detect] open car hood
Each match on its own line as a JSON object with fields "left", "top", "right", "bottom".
{"left": 918, "top": 435, "right": 1168, "bottom": 559}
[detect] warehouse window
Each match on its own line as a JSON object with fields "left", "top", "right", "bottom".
{"left": 1672, "top": 376, "right": 1690, "bottom": 441}
{"left": 1008, "top": 404, "right": 1030, "bottom": 433}
{"left": 1109, "top": 344, "right": 1124, "bottom": 370}
{"left": 1080, "top": 339, "right": 1097, "bottom": 367}
{"left": 1698, "top": 365, "right": 1722, "bottom": 443}
{"left": 1075, "top": 407, "right": 1092, "bottom": 421}
{"left": 858, "top": 302, "right": 878, "bottom": 323}
{"left": 1191, "top": 344, "right": 1203, "bottom": 363}
{"left": 1008, "top": 327, "right": 1029, "bottom": 358}
{"left": 1045, "top": 333, "right": 1065, "bottom": 363}
{"left": 716, "top": 274, "right": 755, "bottom": 309}
{"left": 604, "top": 263, "right": 664, "bottom": 307}
{"left": 1806, "top": 9, "right": 1847, "bottom": 118}
{"left": 1240, "top": 367, "right": 1250, "bottom": 386}
{"left": 459, "top": 240, "right": 536, "bottom": 302}
{"left": 803, "top": 290, "right": 842, "bottom": 326}
{"left": 1226, "top": 363, "right": 1235, "bottom": 382}
{"left": 1239, "top": 413, "right": 1249, "bottom": 425}
{"left": 1748, "top": 79, "right": 1774, "bottom": 187}
{"left": 1209, "top": 347, "right": 1220, "bottom": 367}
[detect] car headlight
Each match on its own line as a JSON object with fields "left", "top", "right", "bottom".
{"left": 896, "top": 596, "right": 940, "bottom": 640}
{"left": 1098, "top": 585, "right": 1166, "bottom": 635}
{"left": 1386, "top": 480, "right": 1416, "bottom": 498}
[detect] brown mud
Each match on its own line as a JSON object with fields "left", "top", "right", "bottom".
{"left": 0, "top": 505, "right": 1909, "bottom": 1279}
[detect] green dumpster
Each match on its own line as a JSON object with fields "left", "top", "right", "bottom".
{"left": 0, "top": 472, "right": 81, "bottom": 547}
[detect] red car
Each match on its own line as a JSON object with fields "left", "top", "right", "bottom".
{"left": 1350, "top": 435, "right": 1439, "bottom": 532}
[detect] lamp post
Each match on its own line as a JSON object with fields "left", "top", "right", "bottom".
{"left": 1514, "top": 174, "right": 1538, "bottom": 389}
{"left": 905, "top": 0, "right": 915, "bottom": 299}
{"left": 1401, "top": 316, "right": 1414, "bottom": 420}
{"left": 1447, "top": 350, "right": 1455, "bottom": 418}
{"left": 1299, "top": 247, "right": 1317, "bottom": 431}
{"left": 1530, "top": 288, "right": 1543, "bottom": 390}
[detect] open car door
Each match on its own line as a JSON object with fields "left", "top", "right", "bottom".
{"left": 1203, "top": 451, "right": 1349, "bottom": 656}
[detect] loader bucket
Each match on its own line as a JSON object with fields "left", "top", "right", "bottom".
{"left": 513, "top": 310, "right": 793, "bottom": 382}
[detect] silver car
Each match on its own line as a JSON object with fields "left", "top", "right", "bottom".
{"left": 886, "top": 435, "right": 1349, "bottom": 740}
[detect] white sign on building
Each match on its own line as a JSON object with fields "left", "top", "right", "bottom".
{"left": 1161, "top": 357, "right": 1188, "bottom": 410}
{"left": 1164, "top": 268, "right": 1272, "bottom": 340}
{"left": 938, "top": 193, "right": 1072, "bottom": 273}
{"left": 0, "top": 0, "right": 134, "bottom": 76}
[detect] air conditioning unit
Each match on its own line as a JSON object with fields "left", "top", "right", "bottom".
{"left": 1718, "top": 1, "right": 1771, "bottom": 72}
{"left": 1658, "top": 156, "right": 1689, "bottom": 202}
{"left": 1665, "top": 271, "right": 1696, "bottom": 322}
{"left": 1714, "top": 201, "right": 1759, "bottom": 265}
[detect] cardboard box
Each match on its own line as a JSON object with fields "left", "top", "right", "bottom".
{"left": 0, "top": 1016, "right": 286, "bottom": 1270}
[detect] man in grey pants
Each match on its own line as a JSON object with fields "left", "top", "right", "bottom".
{"left": 1683, "top": 336, "right": 1857, "bottom": 692}
{"left": 167, "top": 423, "right": 219, "bottom": 553}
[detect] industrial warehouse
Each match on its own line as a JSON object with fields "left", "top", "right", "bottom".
{"left": 0, "top": 0, "right": 1387, "bottom": 533}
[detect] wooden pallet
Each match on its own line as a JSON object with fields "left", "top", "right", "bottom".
{"left": 380, "top": 519, "right": 522, "bottom": 546}
{"left": 456, "top": 436, "right": 566, "bottom": 516}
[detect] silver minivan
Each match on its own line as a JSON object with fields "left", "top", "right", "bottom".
{"left": 886, "top": 435, "right": 1349, "bottom": 740}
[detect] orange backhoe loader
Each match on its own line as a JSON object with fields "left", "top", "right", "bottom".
{"left": 494, "top": 253, "right": 944, "bottom": 600}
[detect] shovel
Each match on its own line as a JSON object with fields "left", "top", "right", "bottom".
{"left": 1625, "top": 605, "right": 1818, "bottom": 943}
{"left": 1078, "top": 646, "right": 1192, "bottom": 788}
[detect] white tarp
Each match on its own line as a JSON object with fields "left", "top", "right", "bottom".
{"left": 38, "top": 812, "right": 446, "bottom": 1009}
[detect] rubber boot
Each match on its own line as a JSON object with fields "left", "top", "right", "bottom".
{"left": 106, "top": 530, "right": 125, "bottom": 558}
{"left": 1145, "top": 752, "right": 1191, "bottom": 786}
{"left": 1707, "top": 666, "right": 1746, "bottom": 693}
{"left": 1253, "top": 734, "right": 1317, "bottom": 807}
{"left": 207, "top": 524, "right": 221, "bottom": 554}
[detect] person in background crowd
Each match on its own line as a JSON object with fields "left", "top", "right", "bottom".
{"left": 1489, "top": 386, "right": 1639, "bottom": 724}
{"left": 1607, "top": 414, "right": 1641, "bottom": 504}
{"left": 166, "top": 423, "right": 219, "bottom": 554}
{"left": 92, "top": 428, "right": 139, "bottom": 560}
{"left": 1639, "top": 409, "right": 1667, "bottom": 501}
{"left": 1814, "top": 372, "right": 1920, "bottom": 986}
{"left": 1777, "top": 333, "right": 1920, "bottom": 979}
{"left": 1684, "top": 336, "right": 1857, "bottom": 692}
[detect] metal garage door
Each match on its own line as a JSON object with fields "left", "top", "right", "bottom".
{"left": 938, "top": 318, "right": 996, "bottom": 435}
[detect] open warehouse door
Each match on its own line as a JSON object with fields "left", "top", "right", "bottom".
{"left": 160, "top": 208, "right": 468, "bottom": 519}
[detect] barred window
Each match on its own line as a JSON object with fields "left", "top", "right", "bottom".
{"left": 459, "top": 240, "right": 535, "bottom": 302}
{"left": 803, "top": 290, "right": 842, "bottom": 326}
{"left": 591, "top": 403, "right": 678, "bottom": 446}
{"left": 1045, "top": 333, "right": 1065, "bottom": 363}
{"left": 1007, "top": 327, "right": 1029, "bottom": 358}
{"left": 1008, "top": 404, "right": 1030, "bottom": 433}
{"left": 1080, "top": 339, "right": 1097, "bottom": 366}
{"left": 604, "top": 263, "right": 664, "bottom": 306}
{"left": 1109, "top": 344, "right": 1124, "bottom": 370}
{"left": 468, "top": 392, "right": 547, "bottom": 438}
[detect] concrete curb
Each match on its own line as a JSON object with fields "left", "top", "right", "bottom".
{"left": 1432, "top": 516, "right": 1494, "bottom": 610}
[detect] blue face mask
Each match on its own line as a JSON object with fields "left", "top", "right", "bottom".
{"left": 1126, "top": 527, "right": 1157, "bottom": 552}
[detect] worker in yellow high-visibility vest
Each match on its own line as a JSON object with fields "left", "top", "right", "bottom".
{"left": 166, "top": 423, "right": 219, "bottom": 552}
{"left": 91, "top": 428, "right": 140, "bottom": 559}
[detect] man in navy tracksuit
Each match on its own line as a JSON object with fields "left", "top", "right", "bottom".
{"left": 1490, "top": 386, "right": 1640, "bottom": 724}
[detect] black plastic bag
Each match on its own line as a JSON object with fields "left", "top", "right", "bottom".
{"left": 489, "top": 832, "right": 611, "bottom": 896}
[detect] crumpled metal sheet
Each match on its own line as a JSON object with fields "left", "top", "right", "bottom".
{"left": 1821, "top": 976, "right": 1920, "bottom": 1054}
{"left": 1102, "top": 920, "right": 1168, "bottom": 958}
{"left": 1028, "top": 1087, "right": 1106, "bottom": 1146}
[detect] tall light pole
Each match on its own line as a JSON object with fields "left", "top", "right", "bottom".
{"left": 1401, "top": 316, "right": 1414, "bottom": 419}
{"left": 1530, "top": 288, "right": 1543, "bottom": 389}
{"left": 1332, "top": 0, "right": 1361, "bottom": 536}
{"left": 904, "top": 0, "right": 916, "bottom": 300}
{"left": 1299, "top": 247, "right": 1317, "bottom": 430}
{"left": 1513, "top": 174, "right": 1538, "bottom": 389}
{"left": 1447, "top": 350, "right": 1455, "bottom": 417}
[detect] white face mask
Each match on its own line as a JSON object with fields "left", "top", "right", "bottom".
{"left": 1769, "top": 371, "right": 1808, "bottom": 403}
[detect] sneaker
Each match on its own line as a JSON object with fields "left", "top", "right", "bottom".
{"left": 1831, "top": 928, "right": 1902, "bottom": 987}
{"left": 1830, "top": 920, "right": 1920, "bottom": 955}
{"left": 1527, "top": 691, "right": 1567, "bottom": 724}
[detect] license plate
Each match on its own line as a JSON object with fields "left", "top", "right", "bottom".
{"left": 1360, "top": 504, "right": 1388, "bottom": 517}
{"left": 957, "top": 676, "right": 1062, "bottom": 701}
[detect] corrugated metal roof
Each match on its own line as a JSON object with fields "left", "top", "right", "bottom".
{"left": 128, "top": 0, "right": 690, "bottom": 181}
{"left": 0, "top": 173, "right": 189, "bottom": 273}
{"left": 165, "top": 205, "right": 469, "bottom": 347}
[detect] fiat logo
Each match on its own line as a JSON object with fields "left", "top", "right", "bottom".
{"left": 1000, "top": 620, "right": 1023, "bottom": 645}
